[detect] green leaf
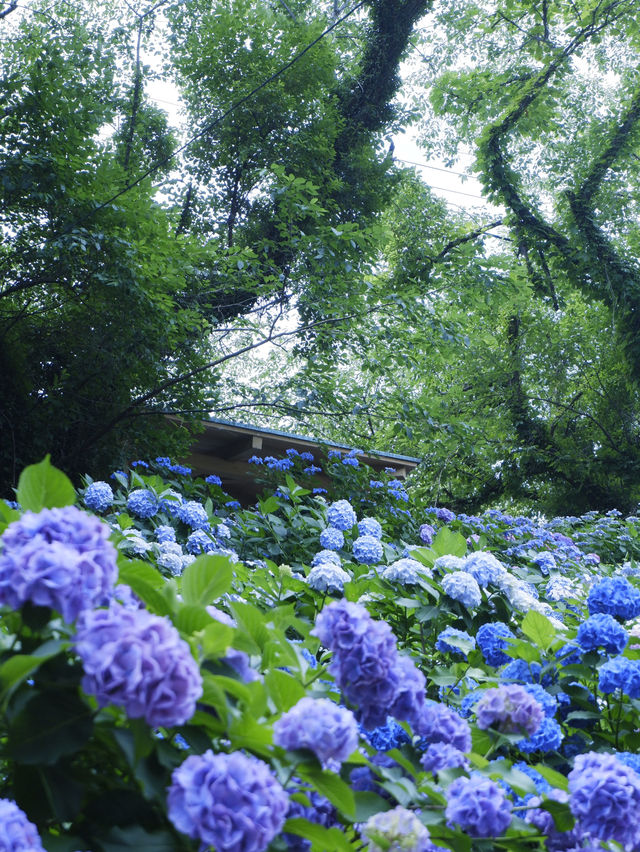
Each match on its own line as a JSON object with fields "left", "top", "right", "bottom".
{"left": 298, "top": 767, "right": 355, "bottom": 819}
{"left": 353, "top": 792, "right": 391, "bottom": 822}
{"left": 198, "top": 620, "right": 234, "bottom": 657}
{"left": 0, "top": 639, "right": 69, "bottom": 698}
{"left": 264, "top": 668, "right": 306, "bottom": 711}
{"left": 16, "top": 456, "right": 75, "bottom": 512}
{"left": 181, "top": 554, "right": 234, "bottom": 606}
{"left": 8, "top": 691, "right": 93, "bottom": 764}
{"left": 521, "top": 610, "right": 556, "bottom": 651}
{"left": 431, "top": 527, "right": 467, "bottom": 558}
{"left": 174, "top": 604, "right": 216, "bottom": 635}
{"left": 100, "top": 827, "right": 176, "bottom": 851}
{"left": 534, "top": 763, "right": 569, "bottom": 791}
{"left": 539, "top": 798, "right": 575, "bottom": 831}
{"left": 117, "top": 558, "right": 170, "bottom": 615}
{"left": 283, "top": 819, "right": 353, "bottom": 851}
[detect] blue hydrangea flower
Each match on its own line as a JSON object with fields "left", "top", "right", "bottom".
{"left": 441, "top": 571, "right": 481, "bottom": 608}
{"left": 598, "top": 655, "right": 640, "bottom": 697}
{"left": 311, "top": 549, "right": 341, "bottom": 568}
{"left": 435, "top": 627, "right": 475, "bottom": 657}
{"left": 435, "top": 507, "right": 456, "bottom": 523}
{"left": 364, "top": 806, "right": 440, "bottom": 852}
{"left": 521, "top": 683, "right": 557, "bottom": 718}
{"left": 342, "top": 456, "right": 359, "bottom": 468}
{"left": 532, "top": 551, "right": 556, "bottom": 575}
{"left": 155, "top": 524, "right": 176, "bottom": 543}
{"left": 433, "top": 555, "right": 465, "bottom": 572}
{"left": 0, "top": 798, "right": 45, "bottom": 851}
{"left": 327, "top": 500, "right": 357, "bottom": 531}
{"left": 381, "top": 558, "right": 430, "bottom": 584}
{"left": 168, "top": 750, "right": 289, "bottom": 852}
{"left": 284, "top": 787, "right": 336, "bottom": 852}
{"left": 353, "top": 534, "right": 383, "bottom": 565}
{"left": 75, "top": 603, "right": 203, "bottom": 727}
{"left": 476, "top": 622, "right": 515, "bottom": 667}
{"left": 299, "top": 452, "right": 314, "bottom": 462}
{"left": 419, "top": 523, "right": 435, "bottom": 545}
{"left": 176, "top": 500, "right": 209, "bottom": 530}
{"left": 158, "top": 489, "right": 183, "bottom": 515}
{"left": 307, "top": 563, "right": 351, "bottom": 594}
{"left": 363, "top": 717, "right": 410, "bottom": 752}
{"left": 285, "top": 448, "right": 299, "bottom": 458}
{"left": 500, "top": 659, "right": 543, "bottom": 684}
{"left": 304, "top": 465, "right": 322, "bottom": 475}
{"left": 569, "top": 751, "right": 640, "bottom": 848}
{"left": 205, "top": 474, "right": 222, "bottom": 486}
{"left": 132, "top": 459, "right": 149, "bottom": 468}
{"left": 358, "top": 517, "right": 383, "bottom": 539}
{"left": 127, "top": 489, "right": 158, "bottom": 519}
{"left": 588, "top": 577, "right": 640, "bottom": 621}
{"left": 445, "top": 775, "right": 512, "bottom": 837}
{"left": 83, "top": 481, "right": 114, "bottom": 513}
{"left": 463, "top": 551, "right": 506, "bottom": 587}
{"left": 420, "top": 742, "right": 468, "bottom": 776}
{"left": 247, "top": 455, "right": 263, "bottom": 464}
{"left": 186, "top": 529, "right": 216, "bottom": 555}
{"left": 518, "top": 717, "right": 563, "bottom": 753}
{"left": 475, "top": 685, "right": 543, "bottom": 736}
{"left": 157, "top": 542, "right": 184, "bottom": 576}
{"left": 415, "top": 700, "right": 472, "bottom": 753}
{"left": 616, "top": 752, "right": 640, "bottom": 776}
{"left": 369, "top": 480, "right": 384, "bottom": 489}
{"left": 0, "top": 506, "right": 117, "bottom": 622}
{"left": 273, "top": 697, "right": 358, "bottom": 768}
{"left": 577, "top": 613, "right": 628, "bottom": 654}
{"left": 319, "top": 527, "right": 344, "bottom": 551}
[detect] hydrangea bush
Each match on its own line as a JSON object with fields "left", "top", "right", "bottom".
{"left": 0, "top": 453, "right": 640, "bottom": 850}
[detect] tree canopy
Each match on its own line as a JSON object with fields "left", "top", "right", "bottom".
{"left": 2, "top": 0, "right": 640, "bottom": 515}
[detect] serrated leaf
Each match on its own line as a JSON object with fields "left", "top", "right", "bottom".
{"left": 16, "top": 456, "right": 75, "bottom": 512}
{"left": 118, "top": 558, "right": 170, "bottom": 615}
{"left": 432, "top": 527, "right": 467, "bottom": 558}
{"left": 298, "top": 767, "right": 355, "bottom": 819}
{"left": 264, "top": 668, "right": 306, "bottom": 711}
{"left": 521, "top": 610, "right": 556, "bottom": 651}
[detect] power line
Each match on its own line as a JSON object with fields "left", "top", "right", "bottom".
{"left": 395, "top": 157, "right": 469, "bottom": 179}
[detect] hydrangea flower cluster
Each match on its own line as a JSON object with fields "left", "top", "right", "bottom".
{"left": 420, "top": 742, "right": 469, "bottom": 776}
{"left": 517, "top": 717, "right": 563, "bottom": 753}
{"left": 326, "top": 500, "right": 357, "bottom": 531}
{"left": 0, "top": 798, "right": 45, "bottom": 851}
{"left": 568, "top": 751, "right": 640, "bottom": 848}
{"left": 598, "top": 655, "right": 640, "bottom": 697}
{"left": 83, "top": 480, "right": 114, "bottom": 513}
{"left": 311, "top": 549, "right": 341, "bottom": 568}
{"left": 474, "top": 685, "right": 543, "bottom": 736}
{"left": 415, "top": 700, "right": 472, "bottom": 753}
{"left": 126, "top": 489, "right": 158, "bottom": 519}
{"left": 576, "top": 612, "right": 628, "bottom": 654}
{"left": 419, "top": 523, "right": 435, "bottom": 545}
{"left": 381, "top": 558, "right": 428, "bottom": 584}
{"left": 284, "top": 786, "right": 337, "bottom": 852}
{"left": 476, "top": 622, "right": 515, "bottom": 666}
{"left": 319, "top": 527, "right": 344, "bottom": 550}
{"left": 358, "top": 517, "right": 382, "bottom": 539}
{"left": 306, "top": 563, "right": 351, "bottom": 594}
{"left": 312, "top": 600, "right": 425, "bottom": 729}
{"left": 364, "top": 806, "right": 442, "bottom": 852}
{"left": 0, "top": 506, "right": 117, "bottom": 622}
{"left": 445, "top": 775, "right": 512, "bottom": 837}
{"left": 352, "top": 534, "right": 383, "bottom": 564}
{"left": 441, "top": 571, "right": 481, "bottom": 608}
{"left": 363, "top": 717, "right": 410, "bottom": 752}
{"left": 587, "top": 576, "right": 640, "bottom": 620}
{"left": 75, "top": 603, "right": 203, "bottom": 726}
{"left": 155, "top": 524, "right": 176, "bottom": 543}
{"left": 462, "top": 551, "right": 506, "bottom": 587}
{"left": 435, "top": 627, "right": 475, "bottom": 657}
{"left": 176, "top": 500, "right": 209, "bottom": 530}
{"left": 167, "top": 750, "right": 289, "bottom": 852}
{"left": 273, "top": 697, "right": 358, "bottom": 768}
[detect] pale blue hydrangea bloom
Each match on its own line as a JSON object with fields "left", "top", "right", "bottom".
{"left": 381, "top": 558, "right": 429, "bottom": 584}
{"left": 463, "top": 551, "right": 507, "bottom": 587}
{"left": 311, "top": 549, "right": 342, "bottom": 567}
{"left": 352, "top": 534, "right": 383, "bottom": 564}
{"left": 319, "top": 527, "right": 344, "bottom": 550}
{"left": 126, "top": 489, "right": 158, "bottom": 519}
{"left": 307, "top": 563, "right": 351, "bottom": 594}
{"left": 83, "top": 481, "right": 114, "bottom": 513}
{"left": 327, "top": 499, "right": 357, "bottom": 531}
{"left": 358, "top": 517, "right": 383, "bottom": 539}
{"left": 441, "top": 571, "right": 481, "bottom": 608}
{"left": 433, "top": 554, "right": 465, "bottom": 572}
{"left": 364, "top": 805, "right": 441, "bottom": 852}
{"left": 0, "top": 798, "right": 45, "bottom": 851}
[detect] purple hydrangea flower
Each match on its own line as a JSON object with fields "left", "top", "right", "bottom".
{"left": 168, "top": 750, "right": 288, "bottom": 852}
{"left": 435, "top": 507, "right": 456, "bottom": 523}
{"left": 475, "top": 685, "right": 543, "bottom": 736}
{"left": 415, "top": 700, "right": 472, "bottom": 753}
{"left": 358, "top": 517, "right": 383, "bottom": 539}
{"left": 83, "top": 481, "right": 114, "bottom": 513}
{"left": 319, "top": 527, "right": 344, "bottom": 551}
{"left": 576, "top": 613, "right": 628, "bottom": 654}
{"left": 312, "top": 600, "right": 424, "bottom": 729}
{"left": 126, "top": 489, "right": 158, "bottom": 519}
{"left": 441, "top": 571, "right": 481, "bottom": 608}
{"left": 0, "top": 798, "right": 45, "bottom": 851}
{"left": 419, "top": 523, "right": 435, "bottom": 545}
{"left": 0, "top": 506, "right": 117, "bottom": 622}
{"left": 569, "top": 751, "right": 640, "bottom": 848}
{"left": 75, "top": 603, "right": 203, "bottom": 726}
{"left": 284, "top": 786, "right": 336, "bottom": 852}
{"left": 353, "top": 534, "right": 383, "bottom": 564}
{"left": 476, "top": 622, "right": 515, "bottom": 667}
{"left": 176, "top": 501, "right": 209, "bottom": 530}
{"left": 273, "top": 697, "right": 358, "bottom": 768}
{"left": 364, "top": 806, "right": 440, "bottom": 852}
{"left": 445, "top": 775, "right": 512, "bottom": 837}
{"left": 326, "top": 500, "right": 357, "bottom": 531}
{"left": 420, "top": 742, "right": 469, "bottom": 776}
